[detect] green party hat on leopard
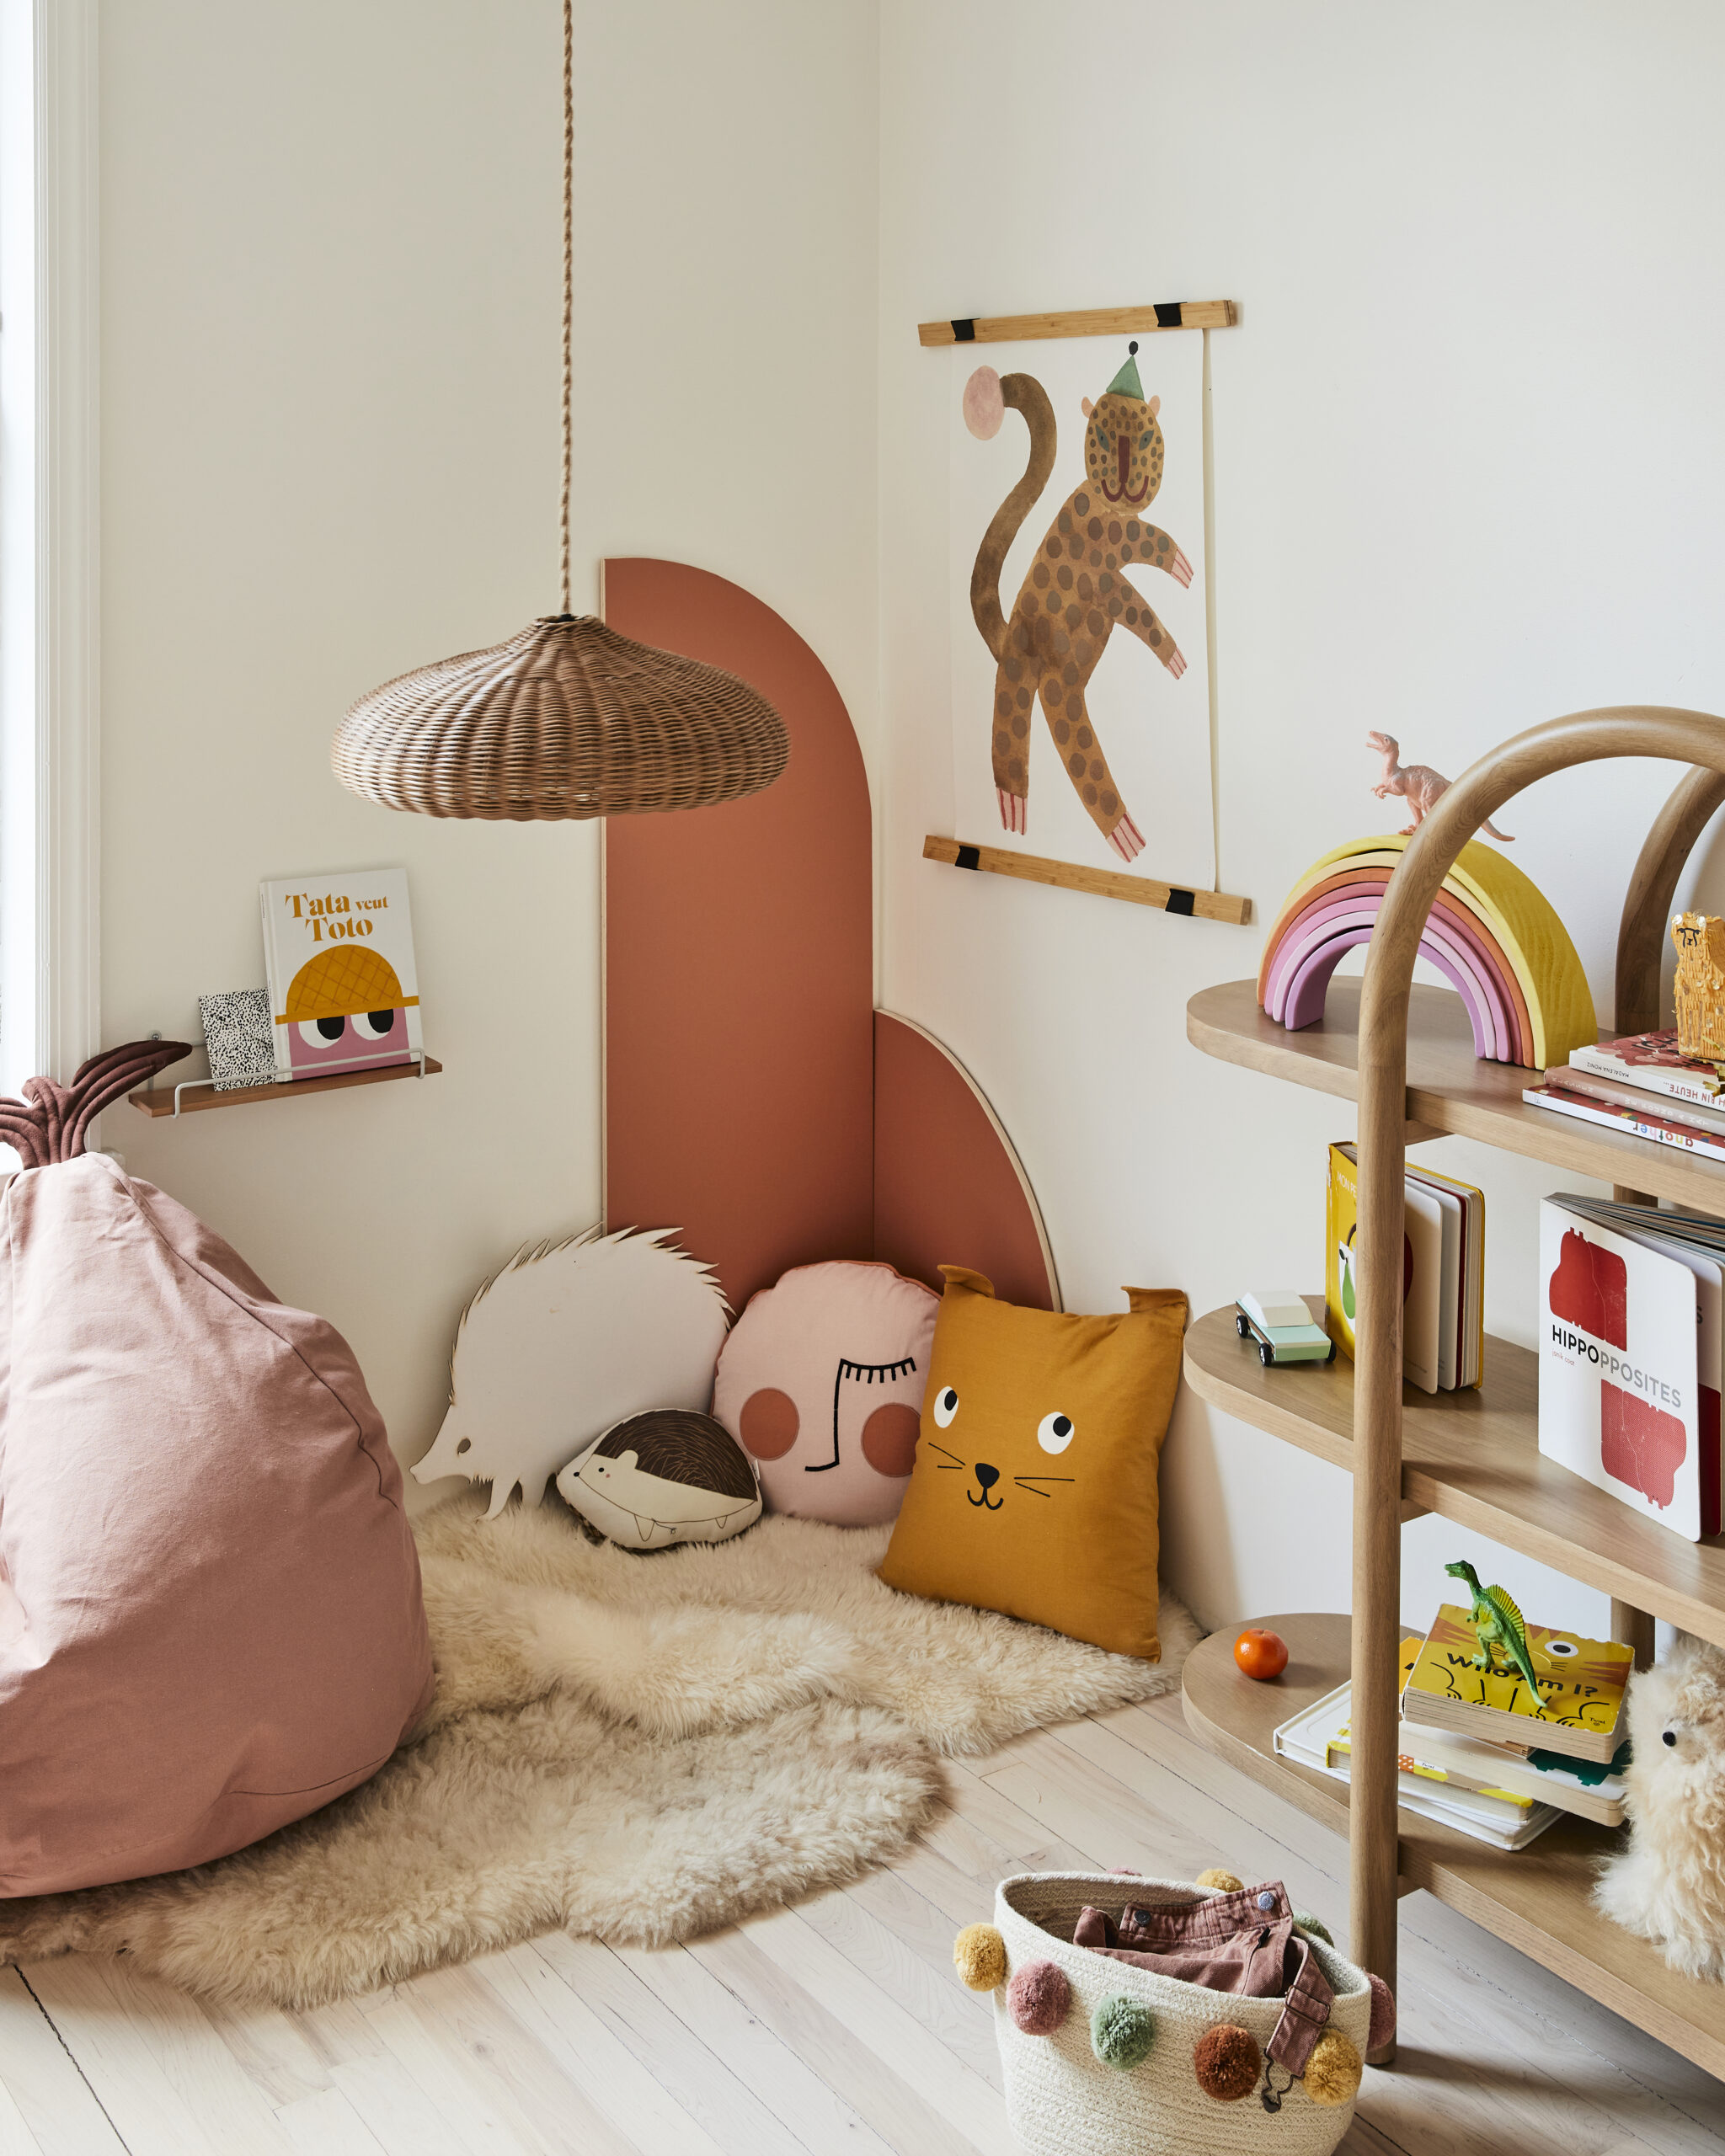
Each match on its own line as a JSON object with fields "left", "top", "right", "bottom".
{"left": 1104, "top": 340, "right": 1145, "bottom": 400}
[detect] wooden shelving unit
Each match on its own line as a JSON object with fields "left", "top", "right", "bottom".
{"left": 130, "top": 1058, "right": 441, "bottom": 1118}
{"left": 1187, "top": 1302, "right": 1725, "bottom": 1641}
{"left": 1182, "top": 1614, "right": 1725, "bottom": 2080}
{"left": 1179, "top": 721, "right": 1725, "bottom": 2077}
{"left": 1189, "top": 975, "right": 1725, "bottom": 1214}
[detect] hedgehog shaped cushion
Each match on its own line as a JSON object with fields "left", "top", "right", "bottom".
{"left": 556, "top": 1410, "right": 761, "bottom": 1549}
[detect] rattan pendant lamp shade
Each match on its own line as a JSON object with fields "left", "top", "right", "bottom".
{"left": 331, "top": 3, "right": 787, "bottom": 823}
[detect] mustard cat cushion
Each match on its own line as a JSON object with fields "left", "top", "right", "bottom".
{"left": 878, "top": 1267, "right": 1188, "bottom": 1661}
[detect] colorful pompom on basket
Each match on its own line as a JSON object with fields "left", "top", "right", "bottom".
{"left": 988, "top": 1872, "right": 1374, "bottom": 2156}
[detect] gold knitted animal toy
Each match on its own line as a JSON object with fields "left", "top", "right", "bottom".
{"left": 1672, "top": 912, "right": 1725, "bottom": 1063}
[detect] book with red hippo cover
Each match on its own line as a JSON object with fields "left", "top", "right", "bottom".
{"left": 1551, "top": 1193, "right": 1722, "bottom": 1536}
{"left": 259, "top": 869, "right": 423, "bottom": 1083}
{"left": 1539, "top": 1197, "right": 1703, "bottom": 1541}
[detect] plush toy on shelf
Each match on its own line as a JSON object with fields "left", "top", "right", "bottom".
{"left": 1596, "top": 1635, "right": 1725, "bottom": 1980}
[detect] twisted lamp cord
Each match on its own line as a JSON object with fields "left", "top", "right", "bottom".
{"left": 558, "top": 0, "right": 574, "bottom": 615}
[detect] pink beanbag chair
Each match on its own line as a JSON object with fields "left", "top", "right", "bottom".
{"left": 713, "top": 1259, "right": 938, "bottom": 1525}
{"left": 0, "top": 1045, "right": 433, "bottom": 1897}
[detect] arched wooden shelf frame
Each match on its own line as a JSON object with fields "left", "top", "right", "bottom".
{"left": 1183, "top": 710, "right": 1725, "bottom": 2081}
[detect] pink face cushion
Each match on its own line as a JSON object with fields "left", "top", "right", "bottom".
{"left": 712, "top": 1260, "right": 939, "bottom": 1525}
{"left": 0, "top": 1154, "right": 434, "bottom": 1897}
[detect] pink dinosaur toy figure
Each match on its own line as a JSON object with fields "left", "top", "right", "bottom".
{"left": 1366, "top": 730, "right": 1514, "bottom": 842}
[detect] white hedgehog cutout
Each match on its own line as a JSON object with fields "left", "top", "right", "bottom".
{"left": 411, "top": 1226, "right": 729, "bottom": 1517}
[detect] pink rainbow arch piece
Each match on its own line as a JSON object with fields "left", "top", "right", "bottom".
{"left": 1265, "top": 894, "right": 1519, "bottom": 1060}
{"left": 1276, "top": 921, "right": 1503, "bottom": 1059}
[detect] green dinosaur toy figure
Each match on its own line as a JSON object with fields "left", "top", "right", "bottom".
{"left": 1445, "top": 1560, "right": 1544, "bottom": 1697}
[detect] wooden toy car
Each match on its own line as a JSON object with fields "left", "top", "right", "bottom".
{"left": 1234, "top": 1291, "right": 1337, "bottom": 1367}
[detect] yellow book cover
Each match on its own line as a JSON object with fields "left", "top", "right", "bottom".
{"left": 1326, "top": 1142, "right": 1359, "bottom": 1360}
{"left": 1402, "top": 1604, "right": 1632, "bottom": 1739}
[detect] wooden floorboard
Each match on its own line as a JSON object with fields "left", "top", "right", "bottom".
{"left": 0, "top": 1969, "right": 125, "bottom": 2156}
{"left": 5, "top": 1692, "right": 1724, "bottom": 2156}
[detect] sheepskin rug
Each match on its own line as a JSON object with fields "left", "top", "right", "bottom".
{"left": 0, "top": 1494, "right": 1199, "bottom": 2008}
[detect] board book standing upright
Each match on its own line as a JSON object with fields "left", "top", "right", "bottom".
{"left": 1326, "top": 1142, "right": 1483, "bottom": 1392}
{"left": 260, "top": 869, "right": 423, "bottom": 1083}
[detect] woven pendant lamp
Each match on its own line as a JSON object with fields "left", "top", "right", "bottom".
{"left": 332, "top": 3, "right": 787, "bottom": 822}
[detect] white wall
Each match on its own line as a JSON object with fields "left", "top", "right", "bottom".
{"left": 879, "top": 1, "right": 1725, "bottom": 1632}
{"left": 93, "top": 3, "right": 1725, "bottom": 1620}
{"left": 99, "top": 0, "right": 878, "bottom": 1490}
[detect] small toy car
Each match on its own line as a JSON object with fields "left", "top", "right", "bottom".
{"left": 1234, "top": 1291, "right": 1337, "bottom": 1368}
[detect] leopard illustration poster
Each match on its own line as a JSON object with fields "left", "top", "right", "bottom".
{"left": 948, "top": 330, "right": 1215, "bottom": 889}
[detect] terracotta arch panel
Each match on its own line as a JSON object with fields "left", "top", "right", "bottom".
{"left": 873, "top": 1011, "right": 1060, "bottom": 1312}
{"left": 601, "top": 559, "right": 874, "bottom": 1314}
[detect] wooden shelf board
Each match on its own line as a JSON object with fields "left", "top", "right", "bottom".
{"left": 1186, "top": 1299, "right": 1725, "bottom": 1649}
{"left": 129, "top": 1057, "right": 442, "bottom": 1118}
{"left": 1182, "top": 1614, "right": 1725, "bottom": 2080}
{"left": 924, "top": 835, "right": 1251, "bottom": 926}
{"left": 917, "top": 301, "right": 1236, "bottom": 348}
{"left": 1188, "top": 976, "right": 1725, "bottom": 1209}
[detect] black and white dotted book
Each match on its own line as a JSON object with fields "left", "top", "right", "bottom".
{"left": 198, "top": 989, "right": 275, "bottom": 1091}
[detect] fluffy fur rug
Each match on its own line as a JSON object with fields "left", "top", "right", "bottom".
{"left": 0, "top": 1495, "right": 1199, "bottom": 2007}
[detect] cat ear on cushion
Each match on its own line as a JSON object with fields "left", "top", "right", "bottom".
{"left": 938, "top": 1265, "right": 996, "bottom": 1299}
{"left": 1124, "top": 1287, "right": 1189, "bottom": 1321}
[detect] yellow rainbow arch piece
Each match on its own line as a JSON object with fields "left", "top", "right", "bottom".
{"left": 1258, "top": 833, "right": 1596, "bottom": 1071}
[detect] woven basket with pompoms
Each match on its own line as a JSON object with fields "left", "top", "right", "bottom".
{"left": 975, "top": 1872, "right": 1375, "bottom": 2156}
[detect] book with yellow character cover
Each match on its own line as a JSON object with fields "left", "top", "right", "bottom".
{"left": 260, "top": 868, "right": 423, "bottom": 1083}
{"left": 1398, "top": 1603, "right": 1631, "bottom": 1764}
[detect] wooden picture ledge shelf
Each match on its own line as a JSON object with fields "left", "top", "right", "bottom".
{"left": 925, "top": 835, "right": 1252, "bottom": 925}
{"left": 130, "top": 1057, "right": 442, "bottom": 1118}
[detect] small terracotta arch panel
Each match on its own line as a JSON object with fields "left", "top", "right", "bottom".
{"left": 873, "top": 1011, "right": 1060, "bottom": 1312}
{"left": 601, "top": 558, "right": 1057, "bottom": 1319}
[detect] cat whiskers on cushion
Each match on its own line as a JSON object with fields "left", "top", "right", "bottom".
{"left": 929, "top": 1442, "right": 967, "bottom": 1470}
{"left": 1012, "top": 1476, "right": 1074, "bottom": 1498}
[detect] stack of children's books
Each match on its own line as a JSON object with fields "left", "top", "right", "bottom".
{"left": 1274, "top": 1603, "right": 1632, "bottom": 1849}
{"left": 1527, "top": 1028, "right": 1725, "bottom": 1165}
{"left": 1540, "top": 1193, "right": 1722, "bottom": 1540}
{"left": 1326, "top": 1142, "right": 1484, "bottom": 1393}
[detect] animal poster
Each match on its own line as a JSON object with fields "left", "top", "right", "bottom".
{"left": 949, "top": 331, "right": 1215, "bottom": 889}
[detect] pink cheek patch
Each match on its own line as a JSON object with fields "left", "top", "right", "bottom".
{"left": 861, "top": 1402, "right": 919, "bottom": 1478}
{"left": 739, "top": 1387, "right": 799, "bottom": 1461}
